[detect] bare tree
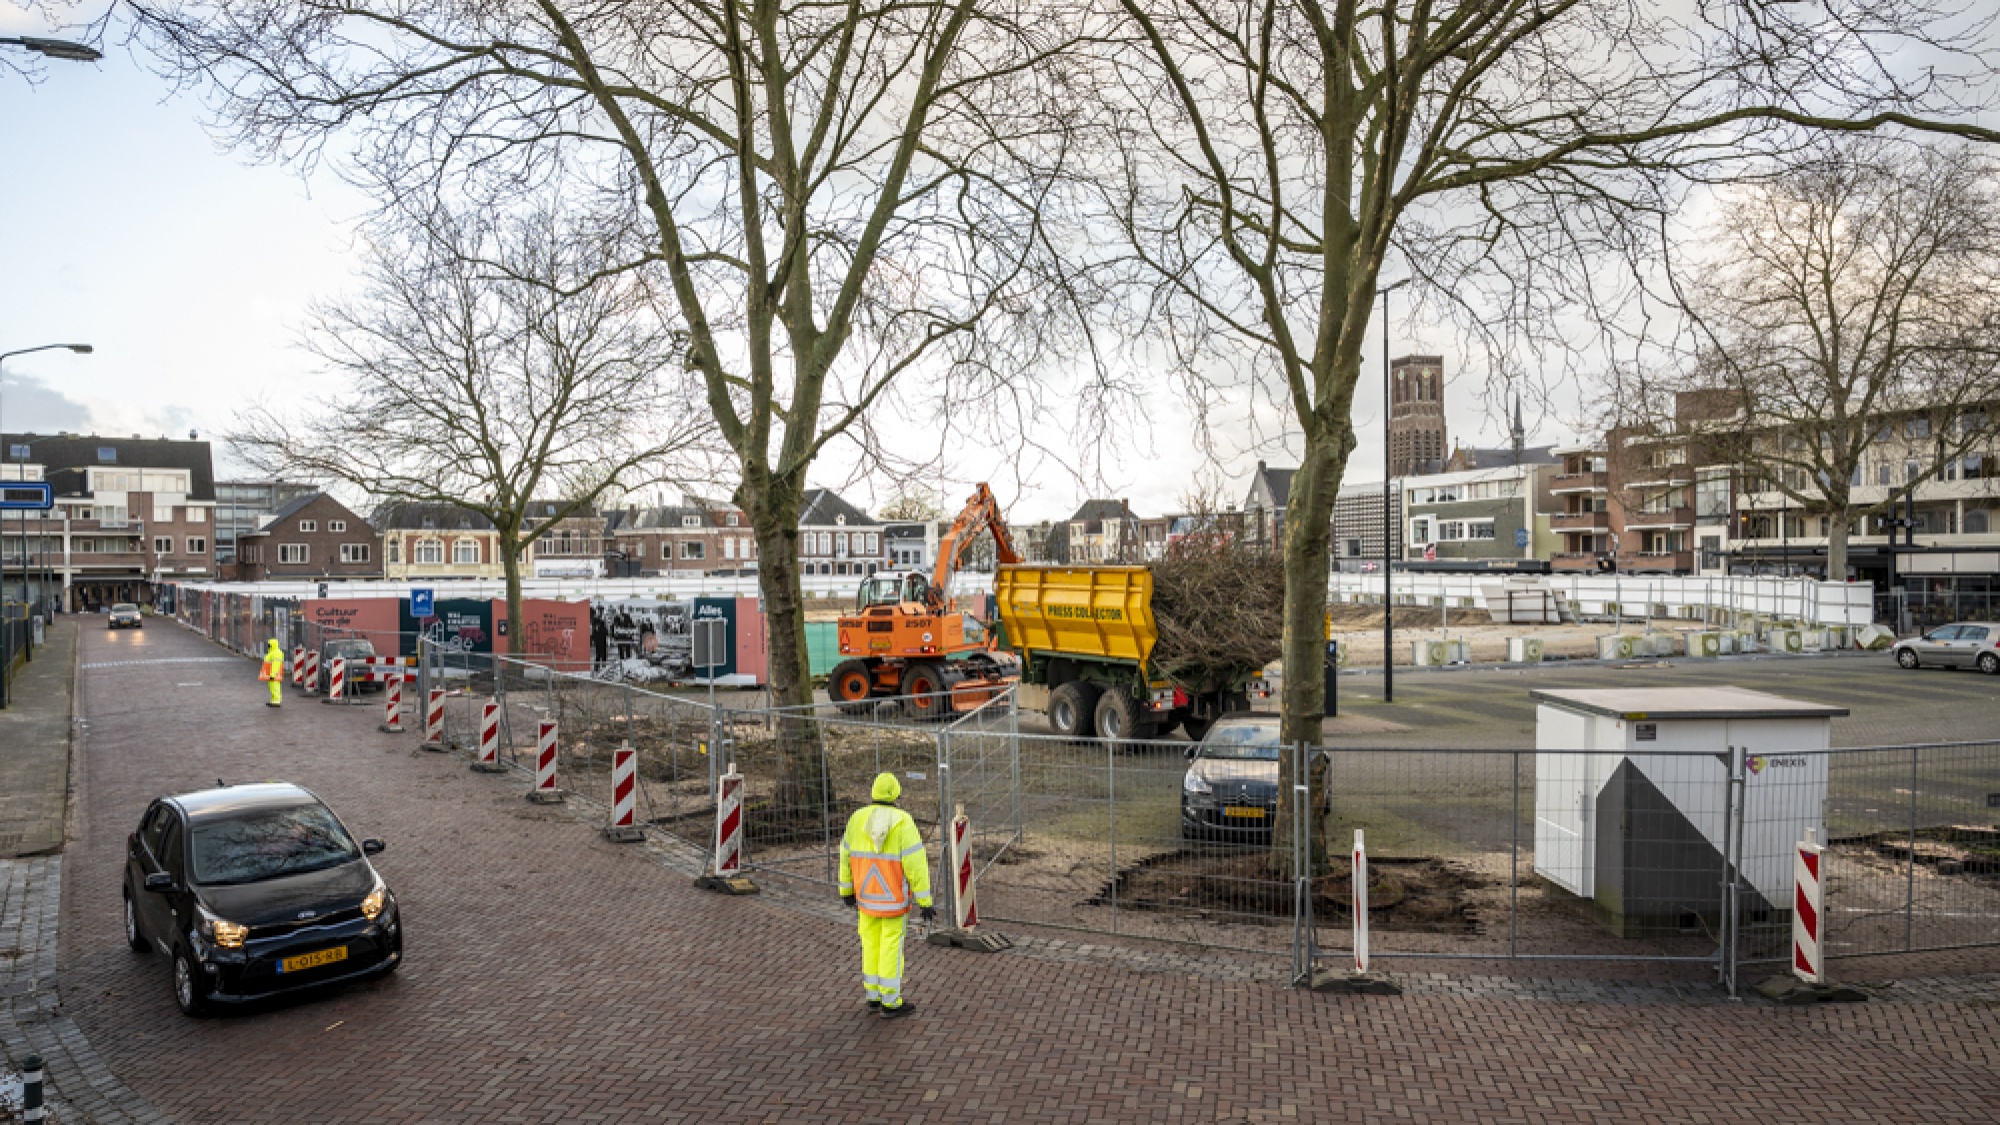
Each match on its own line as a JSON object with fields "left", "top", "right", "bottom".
{"left": 231, "top": 206, "right": 706, "bottom": 654}
{"left": 135, "top": 0, "right": 1090, "bottom": 810}
{"left": 878, "top": 490, "right": 946, "bottom": 523}
{"left": 1654, "top": 141, "right": 2000, "bottom": 582}
{"left": 1092, "top": 0, "right": 2000, "bottom": 872}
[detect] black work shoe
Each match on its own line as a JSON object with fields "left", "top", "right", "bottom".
{"left": 879, "top": 1002, "right": 914, "bottom": 1018}
{"left": 866, "top": 999, "right": 881, "bottom": 1010}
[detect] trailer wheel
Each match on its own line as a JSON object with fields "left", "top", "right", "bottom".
{"left": 1093, "top": 689, "right": 1144, "bottom": 744}
{"left": 1180, "top": 714, "right": 1216, "bottom": 742}
{"left": 1048, "top": 682, "right": 1100, "bottom": 739}
{"left": 829, "top": 660, "right": 876, "bottom": 714}
{"left": 902, "top": 662, "right": 951, "bottom": 721}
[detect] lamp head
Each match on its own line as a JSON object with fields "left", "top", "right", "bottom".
{"left": 18, "top": 37, "right": 102, "bottom": 62}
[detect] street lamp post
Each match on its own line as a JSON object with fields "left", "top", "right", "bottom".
{"left": 0, "top": 36, "right": 103, "bottom": 62}
{"left": 1377, "top": 278, "right": 1409, "bottom": 703}
{"left": 1, "top": 344, "right": 93, "bottom": 632}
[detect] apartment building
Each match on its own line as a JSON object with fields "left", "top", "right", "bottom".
{"left": 1242, "top": 461, "right": 1295, "bottom": 552}
{"left": 523, "top": 501, "right": 609, "bottom": 578}
{"left": 606, "top": 499, "right": 757, "bottom": 577}
{"left": 1, "top": 433, "right": 217, "bottom": 610}
{"left": 1401, "top": 457, "right": 1558, "bottom": 565}
{"left": 214, "top": 480, "right": 317, "bottom": 565}
{"left": 376, "top": 502, "right": 505, "bottom": 580}
{"left": 797, "top": 489, "right": 885, "bottom": 577}
{"left": 233, "top": 493, "right": 381, "bottom": 582}
{"left": 1330, "top": 481, "right": 1403, "bottom": 568}
{"left": 1065, "top": 499, "right": 1143, "bottom": 563}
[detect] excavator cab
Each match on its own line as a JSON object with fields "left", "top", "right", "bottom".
{"left": 855, "top": 574, "right": 907, "bottom": 612}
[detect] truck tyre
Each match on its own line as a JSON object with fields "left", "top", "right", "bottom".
{"left": 902, "top": 662, "right": 951, "bottom": 721}
{"left": 1180, "top": 714, "right": 1217, "bottom": 742}
{"left": 829, "top": 660, "right": 876, "bottom": 714}
{"left": 1093, "top": 689, "right": 1145, "bottom": 744}
{"left": 1048, "top": 682, "right": 1100, "bottom": 739}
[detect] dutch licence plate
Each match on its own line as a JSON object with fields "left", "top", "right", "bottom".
{"left": 278, "top": 946, "right": 348, "bottom": 974}
{"left": 1222, "top": 806, "right": 1266, "bottom": 820}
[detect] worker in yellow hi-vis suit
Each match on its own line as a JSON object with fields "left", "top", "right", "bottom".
{"left": 260, "top": 638, "right": 285, "bottom": 708}
{"left": 838, "top": 772, "right": 934, "bottom": 1017}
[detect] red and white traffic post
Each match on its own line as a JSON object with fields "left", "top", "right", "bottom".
{"left": 712, "top": 763, "right": 743, "bottom": 874}
{"left": 527, "top": 720, "right": 564, "bottom": 803}
{"left": 603, "top": 741, "right": 644, "bottom": 842}
{"left": 471, "top": 700, "right": 505, "bottom": 772}
{"left": 378, "top": 673, "right": 406, "bottom": 733}
{"left": 1793, "top": 828, "right": 1825, "bottom": 984}
{"left": 291, "top": 646, "right": 305, "bottom": 689}
{"left": 325, "top": 656, "right": 346, "bottom": 703}
{"left": 949, "top": 804, "right": 979, "bottom": 930}
{"left": 302, "top": 649, "right": 320, "bottom": 694}
{"left": 422, "top": 688, "right": 447, "bottom": 751}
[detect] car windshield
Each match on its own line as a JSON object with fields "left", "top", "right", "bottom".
{"left": 191, "top": 803, "right": 360, "bottom": 885}
{"left": 1199, "top": 723, "right": 1283, "bottom": 761}
{"left": 328, "top": 641, "right": 374, "bottom": 657}
{"left": 112, "top": 604, "right": 138, "bottom": 613}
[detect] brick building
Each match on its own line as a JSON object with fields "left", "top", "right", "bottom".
{"left": 233, "top": 493, "right": 382, "bottom": 582}
{"left": 606, "top": 498, "right": 756, "bottom": 577}
{"left": 1388, "top": 355, "right": 1449, "bottom": 478}
{"left": 797, "top": 489, "right": 886, "bottom": 577}
{"left": 375, "top": 502, "right": 505, "bottom": 580}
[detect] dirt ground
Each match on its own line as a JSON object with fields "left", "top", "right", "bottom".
{"left": 1324, "top": 603, "right": 1707, "bottom": 667}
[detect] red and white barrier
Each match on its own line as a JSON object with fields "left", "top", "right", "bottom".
{"left": 351, "top": 656, "right": 410, "bottom": 682}
{"left": 291, "top": 646, "right": 305, "bottom": 688}
{"left": 327, "top": 656, "right": 347, "bottom": 702}
{"left": 302, "top": 649, "right": 320, "bottom": 694}
{"left": 948, "top": 804, "right": 978, "bottom": 929}
{"left": 473, "top": 700, "right": 501, "bottom": 770}
{"left": 379, "top": 673, "right": 406, "bottom": 732}
{"left": 603, "top": 743, "right": 643, "bottom": 841}
{"left": 1352, "top": 828, "right": 1371, "bottom": 974}
{"left": 423, "top": 688, "right": 446, "bottom": 749}
{"left": 1793, "top": 828, "right": 1825, "bottom": 984}
{"left": 528, "top": 720, "right": 563, "bottom": 802}
{"left": 712, "top": 764, "right": 743, "bottom": 875}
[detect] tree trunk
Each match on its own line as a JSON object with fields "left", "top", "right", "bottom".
{"left": 1826, "top": 514, "right": 1850, "bottom": 582}
{"left": 740, "top": 473, "right": 830, "bottom": 815}
{"left": 1271, "top": 423, "right": 1349, "bottom": 879}
{"left": 500, "top": 528, "right": 527, "bottom": 657}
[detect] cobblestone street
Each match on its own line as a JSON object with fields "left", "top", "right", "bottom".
{"left": 40, "top": 622, "right": 2000, "bottom": 1122}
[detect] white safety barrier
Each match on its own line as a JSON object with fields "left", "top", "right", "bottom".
{"left": 1352, "top": 829, "right": 1371, "bottom": 975}
{"left": 1794, "top": 828, "right": 1825, "bottom": 984}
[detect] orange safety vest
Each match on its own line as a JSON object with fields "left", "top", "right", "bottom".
{"left": 259, "top": 651, "right": 282, "bottom": 682}
{"left": 839, "top": 805, "right": 932, "bottom": 918}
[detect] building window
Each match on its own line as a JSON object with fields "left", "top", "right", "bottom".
{"left": 388, "top": 539, "right": 401, "bottom": 563}
{"left": 6, "top": 443, "right": 26, "bottom": 459}
{"left": 186, "top": 537, "right": 207, "bottom": 555}
{"left": 1905, "top": 460, "right": 1921, "bottom": 485}
{"left": 1966, "top": 454, "right": 1985, "bottom": 480}
{"left": 416, "top": 539, "right": 444, "bottom": 565}
{"left": 453, "top": 539, "right": 481, "bottom": 565}
{"left": 724, "top": 537, "right": 736, "bottom": 560}
{"left": 1878, "top": 464, "right": 1892, "bottom": 486}
{"left": 330, "top": 520, "right": 346, "bottom": 533}
{"left": 663, "top": 542, "right": 675, "bottom": 560}
{"left": 682, "top": 541, "right": 705, "bottom": 560}
{"left": 153, "top": 504, "right": 173, "bottom": 523}
{"left": 340, "top": 543, "right": 371, "bottom": 563}
{"left": 97, "top": 447, "right": 116, "bottom": 462}
{"left": 153, "top": 536, "right": 173, "bottom": 554}
{"left": 1966, "top": 509, "right": 1990, "bottom": 535}
{"left": 299, "top": 520, "right": 316, "bottom": 532}
{"left": 279, "top": 543, "right": 309, "bottom": 564}
{"left": 727, "top": 513, "right": 739, "bottom": 527}
{"left": 1467, "top": 521, "right": 1496, "bottom": 540}
{"left": 187, "top": 508, "right": 204, "bottom": 524}
{"left": 1906, "top": 417, "right": 1932, "bottom": 439}
{"left": 865, "top": 532, "right": 879, "bottom": 553}
{"left": 682, "top": 515, "right": 701, "bottom": 528}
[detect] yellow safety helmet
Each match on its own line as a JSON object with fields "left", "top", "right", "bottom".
{"left": 871, "top": 772, "right": 902, "bottom": 803}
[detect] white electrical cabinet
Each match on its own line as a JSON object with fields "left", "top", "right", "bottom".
{"left": 1532, "top": 687, "right": 1845, "bottom": 934}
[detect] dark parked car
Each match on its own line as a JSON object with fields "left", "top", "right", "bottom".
{"left": 1181, "top": 715, "right": 1284, "bottom": 840}
{"left": 122, "top": 783, "right": 402, "bottom": 1015}
{"left": 317, "top": 638, "right": 385, "bottom": 693}
{"left": 108, "top": 603, "right": 144, "bottom": 629}
{"left": 1892, "top": 622, "right": 2000, "bottom": 675}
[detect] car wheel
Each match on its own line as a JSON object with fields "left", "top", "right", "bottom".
{"left": 1048, "top": 682, "right": 1101, "bottom": 739}
{"left": 1980, "top": 652, "right": 2000, "bottom": 676}
{"left": 172, "top": 947, "right": 210, "bottom": 1016}
{"left": 1094, "top": 689, "right": 1143, "bottom": 744}
{"left": 1896, "top": 648, "right": 1920, "bottom": 669}
{"left": 123, "top": 891, "right": 148, "bottom": 953}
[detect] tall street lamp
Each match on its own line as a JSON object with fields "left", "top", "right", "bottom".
{"left": 1377, "top": 278, "right": 1408, "bottom": 704}
{"left": 2, "top": 345, "right": 93, "bottom": 619}
{"left": 1, "top": 36, "right": 104, "bottom": 62}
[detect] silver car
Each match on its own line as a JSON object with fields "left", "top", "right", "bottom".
{"left": 1893, "top": 622, "right": 2000, "bottom": 675}
{"left": 108, "top": 603, "right": 144, "bottom": 629}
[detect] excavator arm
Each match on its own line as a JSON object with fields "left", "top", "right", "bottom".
{"left": 927, "top": 483, "right": 1019, "bottom": 611}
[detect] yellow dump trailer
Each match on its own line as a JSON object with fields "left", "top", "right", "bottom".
{"left": 996, "top": 565, "right": 1257, "bottom": 740}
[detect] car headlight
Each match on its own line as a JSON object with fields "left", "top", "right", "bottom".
{"left": 199, "top": 907, "right": 248, "bottom": 949}
{"left": 1183, "top": 770, "right": 1211, "bottom": 795}
{"left": 361, "top": 884, "right": 389, "bottom": 921}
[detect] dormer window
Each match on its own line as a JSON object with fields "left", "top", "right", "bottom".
{"left": 682, "top": 515, "right": 700, "bottom": 528}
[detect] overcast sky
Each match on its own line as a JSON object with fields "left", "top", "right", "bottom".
{"left": 1, "top": 7, "right": 1569, "bottom": 523}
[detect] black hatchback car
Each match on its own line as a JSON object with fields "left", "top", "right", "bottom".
{"left": 122, "top": 783, "right": 403, "bottom": 1015}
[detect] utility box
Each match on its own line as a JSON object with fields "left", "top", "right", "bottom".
{"left": 1532, "top": 687, "right": 1845, "bottom": 936}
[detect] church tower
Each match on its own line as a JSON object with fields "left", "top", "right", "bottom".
{"left": 1388, "top": 355, "right": 1447, "bottom": 477}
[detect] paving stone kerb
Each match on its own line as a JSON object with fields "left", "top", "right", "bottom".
{"left": 54, "top": 622, "right": 2000, "bottom": 1123}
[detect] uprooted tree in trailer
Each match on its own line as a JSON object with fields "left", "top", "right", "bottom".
{"left": 230, "top": 205, "right": 707, "bottom": 656}
{"left": 1093, "top": 0, "right": 2000, "bottom": 877}
{"left": 138, "top": 0, "right": 1095, "bottom": 813}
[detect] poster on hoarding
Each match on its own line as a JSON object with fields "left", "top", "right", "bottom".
{"left": 400, "top": 597, "right": 493, "bottom": 656}
{"left": 490, "top": 599, "right": 591, "bottom": 673}
{"left": 301, "top": 598, "right": 404, "bottom": 656}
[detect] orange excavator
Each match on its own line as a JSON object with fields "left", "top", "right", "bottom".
{"left": 828, "top": 483, "right": 1021, "bottom": 717}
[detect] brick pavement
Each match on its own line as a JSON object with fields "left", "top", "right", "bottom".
{"left": 1, "top": 618, "right": 78, "bottom": 857}
{"left": 53, "top": 621, "right": 2000, "bottom": 1123}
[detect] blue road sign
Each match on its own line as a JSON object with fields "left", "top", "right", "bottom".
{"left": 1515, "top": 527, "right": 1530, "bottom": 548}
{"left": 411, "top": 589, "right": 435, "bottom": 617}
{"left": 0, "top": 482, "right": 54, "bottom": 511}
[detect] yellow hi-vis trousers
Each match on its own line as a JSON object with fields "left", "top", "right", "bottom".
{"left": 858, "top": 911, "right": 908, "bottom": 1008}
{"left": 267, "top": 677, "right": 282, "bottom": 706}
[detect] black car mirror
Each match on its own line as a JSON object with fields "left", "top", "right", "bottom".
{"left": 1184, "top": 746, "right": 1198, "bottom": 761}
{"left": 144, "top": 872, "right": 175, "bottom": 893}
{"left": 361, "top": 838, "right": 386, "bottom": 856}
